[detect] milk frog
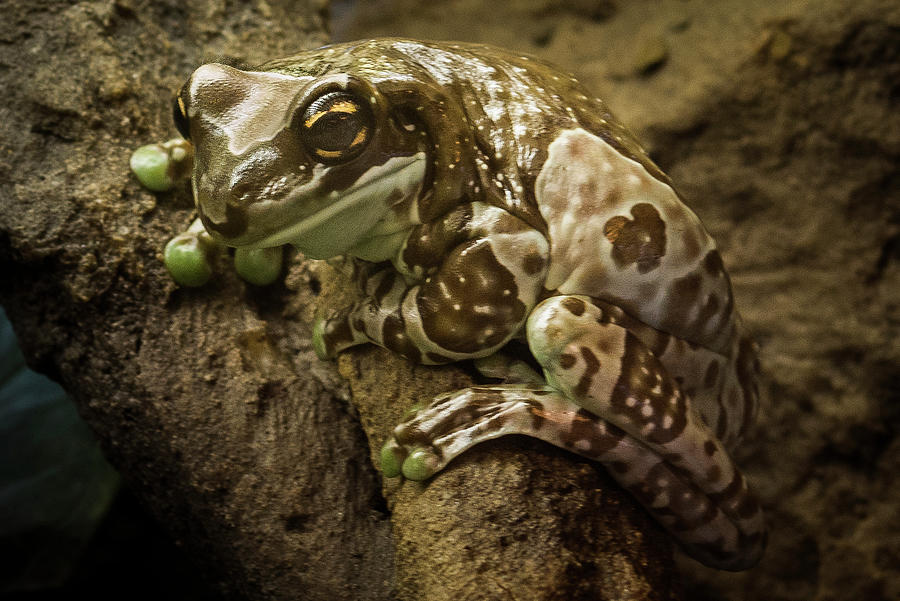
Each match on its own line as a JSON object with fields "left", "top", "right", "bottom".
{"left": 154, "top": 38, "right": 765, "bottom": 570}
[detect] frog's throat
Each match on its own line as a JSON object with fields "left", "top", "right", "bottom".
{"left": 240, "top": 152, "right": 426, "bottom": 259}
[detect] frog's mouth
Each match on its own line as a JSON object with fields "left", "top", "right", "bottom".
{"left": 201, "top": 152, "right": 426, "bottom": 259}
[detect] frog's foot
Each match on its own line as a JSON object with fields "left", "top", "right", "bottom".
{"left": 164, "top": 218, "right": 219, "bottom": 287}
{"left": 130, "top": 138, "right": 193, "bottom": 192}
{"left": 383, "top": 385, "right": 604, "bottom": 480}
{"left": 163, "top": 218, "right": 284, "bottom": 287}
{"left": 382, "top": 383, "right": 761, "bottom": 569}
{"left": 526, "top": 294, "right": 766, "bottom": 570}
{"left": 313, "top": 267, "right": 430, "bottom": 361}
{"left": 311, "top": 306, "right": 371, "bottom": 360}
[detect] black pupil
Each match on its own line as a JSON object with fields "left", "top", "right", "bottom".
{"left": 303, "top": 93, "right": 369, "bottom": 157}
{"left": 312, "top": 111, "right": 361, "bottom": 151}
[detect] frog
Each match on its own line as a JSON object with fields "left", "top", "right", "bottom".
{"left": 149, "top": 38, "right": 765, "bottom": 571}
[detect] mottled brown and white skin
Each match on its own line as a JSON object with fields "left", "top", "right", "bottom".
{"left": 169, "top": 38, "right": 765, "bottom": 570}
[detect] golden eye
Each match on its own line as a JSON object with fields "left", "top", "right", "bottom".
{"left": 172, "top": 88, "right": 191, "bottom": 140}
{"left": 300, "top": 92, "right": 372, "bottom": 163}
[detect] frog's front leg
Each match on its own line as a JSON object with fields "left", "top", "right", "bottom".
{"left": 314, "top": 203, "right": 550, "bottom": 364}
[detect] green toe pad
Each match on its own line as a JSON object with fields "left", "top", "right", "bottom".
{"left": 401, "top": 448, "right": 436, "bottom": 481}
{"left": 380, "top": 440, "right": 404, "bottom": 478}
{"left": 164, "top": 234, "right": 213, "bottom": 287}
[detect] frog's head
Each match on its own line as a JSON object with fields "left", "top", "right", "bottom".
{"left": 173, "top": 62, "right": 428, "bottom": 259}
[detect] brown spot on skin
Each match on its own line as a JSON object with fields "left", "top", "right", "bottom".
{"left": 402, "top": 204, "right": 474, "bottom": 272}
{"left": 703, "top": 250, "right": 726, "bottom": 277}
{"left": 715, "top": 406, "right": 729, "bottom": 439}
{"left": 736, "top": 335, "right": 760, "bottom": 437}
{"left": 657, "top": 271, "right": 705, "bottom": 344}
{"left": 352, "top": 318, "right": 366, "bottom": 333}
{"left": 561, "top": 296, "right": 586, "bottom": 316}
{"left": 558, "top": 408, "right": 623, "bottom": 457}
{"left": 522, "top": 252, "right": 546, "bottom": 274}
{"left": 374, "top": 270, "right": 398, "bottom": 303}
{"left": 488, "top": 210, "right": 533, "bottom": 235}
{"left": 559, "top": 353, "right": 577, "bottom": 369}
{"left": 603, "top": 203, "right": 666, "bottom": 273}
{"left": 706, "top": 464, "right": 722, "bottom": 483}
{"left": 610, "top": 334, "right": 687, "bottom": 444}
{"left": 736, "top": 490, "right": 762, "bottom": 520}
{"left": 704, "top": 440, "right": 717, "bottom": 456}
{"left": 382, "top": 314, "right": 421, "bottom": 363}
{"left": 573, "top": 346, "right": 600, "bottom": 398}
{"left": 528, "top": 404, "right": 548, "bottom": 431}
{"left": 418, "top": 240, "right": 525, "bottom": 353}
{"left": 697, "top": 294, "right": 721, "bottom": 328}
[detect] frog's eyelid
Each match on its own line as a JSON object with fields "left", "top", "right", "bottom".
{"left": 304, "top": 99, "right": 359, "bottom": 129}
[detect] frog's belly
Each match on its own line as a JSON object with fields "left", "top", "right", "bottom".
{"left": 535, "top": 128, "right": 736, "bottom": 355}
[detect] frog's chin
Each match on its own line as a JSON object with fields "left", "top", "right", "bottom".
{"left": 243, "top": 152, "right": 426, "bottom": 259}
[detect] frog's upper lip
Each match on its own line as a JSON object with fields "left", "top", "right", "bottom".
{"left": 238, "top": 151, "right": 427, "bottom": 253}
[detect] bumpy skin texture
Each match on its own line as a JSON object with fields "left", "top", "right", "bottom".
{"left": 172, "top": 38, "right": 765, "bottom": 571}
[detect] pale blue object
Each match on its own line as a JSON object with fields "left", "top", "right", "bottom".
{"left": 0, "top": 307, "right": 120, "bottom": 592}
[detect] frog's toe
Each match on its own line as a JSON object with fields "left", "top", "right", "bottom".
{"left": 401, "top": 447, "right": 441, "bottom": 481}
{"left": 234, "top": 246, "right": 283, "bottom": 286}
{"left": 164, "top": 232, "right": 214, "bottom": 287}
{"left": 130, "top": 139, "right": 193, "bottom": 192}
{"left": 311, "top": 317, "right": 332, "bottom": 360}
{"left": 380, "top": 438, "right": 407, "bottom": 478}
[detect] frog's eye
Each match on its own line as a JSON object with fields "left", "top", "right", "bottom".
{"left": 173, "top": 92, "right": 191, "bottom": 140}
{"left": 300, "top": 91, "right": 373, "bottom": 163}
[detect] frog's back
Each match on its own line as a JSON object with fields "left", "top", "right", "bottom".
{"left": 264, "top": 39, "right": 741, "bottom": 356}
{"left": 394, "top": 40, "right": 741, "bottom": 356}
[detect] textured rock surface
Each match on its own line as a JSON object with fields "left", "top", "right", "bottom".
{"left": 0, "top": 2, "right": 396, "bottom": 600}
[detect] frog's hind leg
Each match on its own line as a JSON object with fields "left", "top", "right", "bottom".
{"left": 384, "top": 380, "right": 760, "bottom": 570}
{"left": 526, "top": 294, "right": 765, "bottom": 570}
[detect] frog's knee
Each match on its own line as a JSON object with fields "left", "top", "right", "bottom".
{"left": 526, "top": 295, "right": 600, "bottom": 362}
